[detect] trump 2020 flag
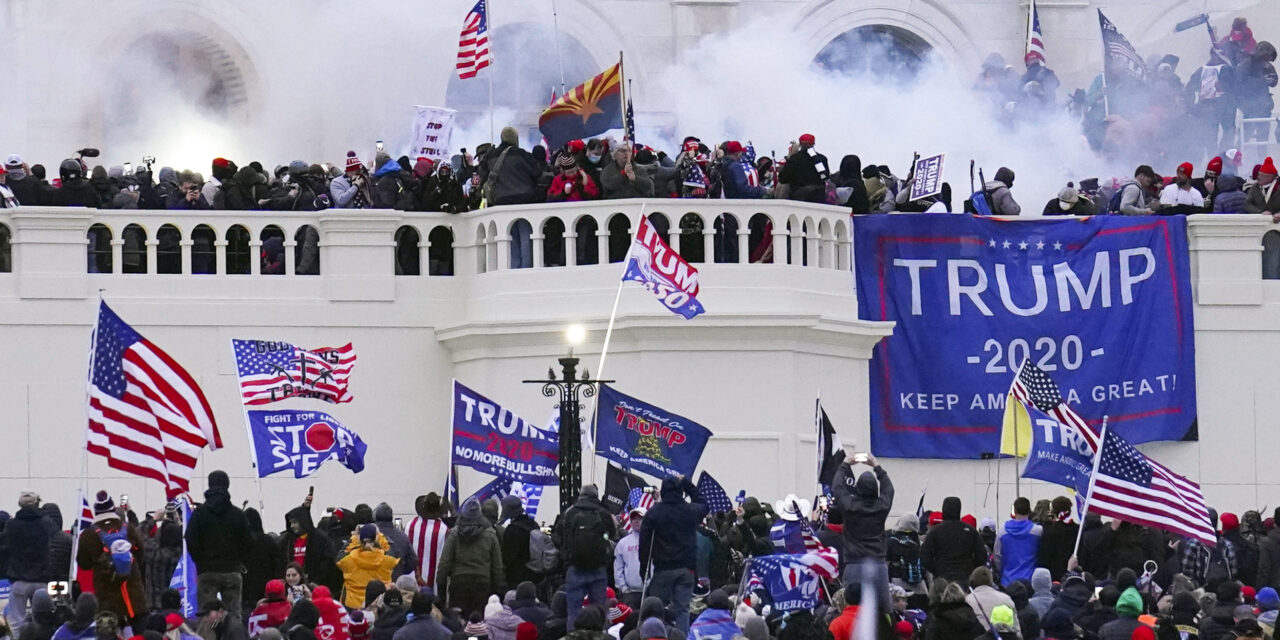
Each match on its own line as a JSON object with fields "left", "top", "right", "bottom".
{"left": 232, "top": 339, "right": 355, "bottom": 405}
{"left": 452, "top": 380, "right": 560, "bottom": 485}
{"left": 246, "top": 410, "right": 368, "bottom": 478}
{"left": 624, "top": 215, "right": 705, "bottom": 319}
{"left": 595, "top": 384, "right": 713, "bottom": 478}
{"left": 170, "top": 496, "right": 197, "bottom": 618}
{"left": 744, "top": 554, "right": 822, "bottom": 612}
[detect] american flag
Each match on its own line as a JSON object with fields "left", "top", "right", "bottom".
{"left": 1026, "top": 0, "right": 1046, "bottom": 64}
{"left": 683, "top": 161, "right": 709, "bottom": 189}
{"left": 696, "top": 471, "right": 733, "bottom": 514}
{"left": 625, "top": 95, "right": 636, "bottom": 145}
{"left": 78, "top": 491, "right": 93, "bottom": 531}
{"left": 741, "top": 143, "right": 761, "bottom": 188}
{"left": 407, "top": 515, "right": 448, "bottom": 588}
{"left": 232, "top": 339, "right": 355, "bottom": 406}
{"left": 456, "top": 0, "right": 492, "bottom": 79}
{"left": 1098, "top": 10, "right": 1146, "bottom": 81}
{"left": 1010, "top": 361, "right": 1096, "bottom": 449}
{"left": 1089, "top": 425, "right": 1215, "bottom": 547}
{"left": 619, "top": 487, "right": 655, "bottom": 532}
{"left": 465, "top": 476, "right": 512, "bottom": 505}
{"left": 1015, "top": 361, "right": 1214, "bottom": 547}
{"left": 744, "top": 554, "right": 822, "bottom": 610}
{"left": 87, "top": 302, "right": 221, "bottom": 500}
{"left": 798, "top": 519, "right": 840, "bottom": 579}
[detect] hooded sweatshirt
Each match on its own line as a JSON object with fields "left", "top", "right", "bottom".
{"left": 1028, "top": 568, "right": 1055, "bottom": 617}
{"left": 1099, "top": 589, "right": 1146, "bottom": 640}
{"left": 920, "top": 497, "right": 988, "bottom": 586}
{"left": 337, "top": 539, "right": 399, "bottom": 609}
{"left": 438, "top": 500, "right": 503, "bottom": 587}
{"left": 186, "top": 473, "right": 252, "bottom": 573}
{"left": 51, "top": 594, "right": 98, "bottom": 640}
{"left": 995, "top": 518, "right": 1043, "bottom": 586}
{"left": 831, "top": 465, "right": 894, "bottom": 562}
{"left": 640, "top": 477, "right": 709, "bottom": 574}
{"left": 372, "top": 503, "right": 415, "bottom": 579}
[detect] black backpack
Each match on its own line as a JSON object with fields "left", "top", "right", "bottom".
{"left": 564, "top": 507, "right": 611, "bottom": 569}
{"left": 1205, "top": 543, "right": 1233, "bottom": 586}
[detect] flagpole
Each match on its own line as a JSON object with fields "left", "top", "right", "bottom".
{"left": 1098, "top": 10, "right": 1111, "bottom": 117}
{"left": 487, "top": 0, "right": 496, "bottom": 144}
{"left": 1070, "top": 415, "right": 1108, "bottom": 566}
{"left": 75, "top": 295, "right": 105, "bottom": 582}
{"left": 551, "top": 0, "right": 567, "bottom": 95}
{"left": 586, "top": 203, "right": 645, "bottom": 485}
{"left": 231, "top": 341, "right": 266, "bottom": 511}
{"left": 1014, "top": 402, "right": 1022, "bottom": 498}
{"left": 814, "top": 392, "right": 822, "bottom": 499}
{"left": 617, "top": 51, "right": 628, "bottom": 143}
{"left": 1026, "top": 0, "right": 1035, "bottom": 61}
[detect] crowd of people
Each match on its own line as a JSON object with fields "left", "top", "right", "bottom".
{"left": 0, "top": 457, "right": 1277, "bottom": 640}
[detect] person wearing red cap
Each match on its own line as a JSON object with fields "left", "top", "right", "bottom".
{"left": 1159, "top": 162, "right": 1206, "bottom": 210}
{"left": 721, "top": 141, "right": 766, "bottom": 199}
{"left": 1193, "top": 157, "right": 1224, "bottom": 203}
{"left": 248, "top": 580, "right": 292, "bottom": 638}
{"left": 779, "top": 134, "right": 830, "bottom": 203}
{"left": 203, "top": 157, "right": 237, "bottom": 208}
{"left": 1246, "top": 157, "right": 1280, "bottom": 219}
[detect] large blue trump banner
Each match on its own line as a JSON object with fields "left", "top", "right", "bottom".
{"left": 853, "top": 214, "right": 1197, "bottom": 458}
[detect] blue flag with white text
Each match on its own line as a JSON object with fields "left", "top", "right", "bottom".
{"left": 744, "top": 554, "right": 822, "bottom": 612}
{"left": 1018, "top": 402, "right": 1095, "bottom": 494}
{"left": 247, "top": 410, "right": 368, "bottom": 478}
{"left": 452, "top": 380, "right": 560, "bottom": 484}
{"left": 852, "top": 214, "right": 1196, "bottom": 458}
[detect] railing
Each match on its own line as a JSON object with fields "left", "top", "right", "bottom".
{"left": 0, "top": 199, "right": 852, "bottom": 278}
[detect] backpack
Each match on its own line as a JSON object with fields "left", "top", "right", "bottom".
{"left": 887, "top": 532, "right": 923, "bottom": 583}
{"left": 1205, "top": 543, "right": 1233, "bottom": 585}
{"left": 93, "top": 523, "right": 134, "bottom": 580}
{"left": 1104, "top": 185, "right": 1128, "bottom": 214}
{"left": 564, "top": 507, "right": 611, "bottom": 569}
{"left": 526, "top": 526, "right": 561, "bottom": 574}
{"left": 966, "top": 190, "right": 995, "bottom": 216}
{"left": 482, "top": 148, "right": 512, "bottom": 204}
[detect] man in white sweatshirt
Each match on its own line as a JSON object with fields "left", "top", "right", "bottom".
{"left": 614, "top": 507, "right": 647, "bottom": 610}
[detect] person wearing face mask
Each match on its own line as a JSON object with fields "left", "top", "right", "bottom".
{"left": 575, "top": 139, "right": 612, "bottom": 188}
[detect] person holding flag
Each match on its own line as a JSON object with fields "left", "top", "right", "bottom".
{"left": 720, "top": 141, "right": 766, "bottom": 199}
{"left": 77, "top": 491, "right": 148, "bottom": 631}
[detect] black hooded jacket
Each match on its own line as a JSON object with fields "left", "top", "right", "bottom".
{"left": 280, "top": 506, "right": 339, "bottom": 591}
{"left": 242, "top": 508, "right": 282, "bottom": 609}
{"left": 640, "top": 477, "right": 708, "bottom": 575}
{"left": 831, "top": 464, "right": 894, "bottom": 561}
{"left": 920, "top": 497, "right": 987, "bottom": 585}
{"left": 41, "top": 503, "right": 73, "bottom": 582}
{"left": 186, "top": 483, "right": 252, "bottom": 573}
{"left": 831, "top": 155, "right": 871, "bottom": 214}
{"left": 4, "top": 505, "right": 51, "bottom": 582}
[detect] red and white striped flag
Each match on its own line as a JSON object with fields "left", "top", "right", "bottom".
{"left": 87, "top": 302, "right": 221, "bottom": 500}
{"left": 456, "top": 0, "right": 492, "bottom": 79}
{"left": 1026, "top": 0, "right": 1046, "bottom": 64}
{"left": 799, "top": 520, "right": 840, "bottom": 580}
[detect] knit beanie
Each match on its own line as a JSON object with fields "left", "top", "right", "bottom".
{"left": 345, "top": 151, "right": 363, "bottom": 173}
{"left": 93, "top": 491, "right": 116, "bottom": 522}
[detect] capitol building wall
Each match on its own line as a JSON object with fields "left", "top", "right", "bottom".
{"left": 0, "top": 203, "right": 1274, "bottom": 522}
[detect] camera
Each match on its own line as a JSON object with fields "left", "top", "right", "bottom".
{"left": 142, "top": 155, "right": 156, "bottom": 166}
{"left": 394, "top": 517, "right": 403, "bottom": 530}
{"left": 853, "top": 453, "right": 870, "bottom": 464}
{"left": 47, "top": 581, "right": 70, "bottom": 597}
{"left": 375, "top": 140, "right": 385, "bottom": 152}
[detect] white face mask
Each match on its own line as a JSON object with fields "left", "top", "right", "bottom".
{"left": 281, "top": 175, "right": 291, "bottom": 184}
{"left": 587, "top": 154, "right": 602, "bottom": 164}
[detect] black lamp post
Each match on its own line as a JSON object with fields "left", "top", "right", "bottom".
{"left": 524, "top": 350, "right": 612, "bottom": 513}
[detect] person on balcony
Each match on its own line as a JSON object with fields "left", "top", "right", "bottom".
{"left": 547, "top": 155, "right": 598, "bottom": 203}
{"left": 575, "top": 139, "right": 612, "bottom": 189}
{"left": 332, "top": 152, "right": 374, "bottom": 209}
{"left": 779, "top": 134, "right": 830, "bottom": 203}
{"left": 1246, "top": 157, "right": 1280, "bottom": 219}
{"left": 167, "top": 171, "right": 211, "bottom": 210}
{"left": 601, "top": 143, "right": 653, "bottom": 199}
{"left": 480, "top": 127, "right": 543, "bottom": 207}
{"left": 720, "top": 141, "right": 766, "bottom": 200}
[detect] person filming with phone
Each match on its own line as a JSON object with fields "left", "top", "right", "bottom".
{"left": 831, "top": 452, "right": 894, "bottom": 608}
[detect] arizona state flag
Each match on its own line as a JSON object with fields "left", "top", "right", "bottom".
{"left": 539, "top": 62, "right": 623, "bottom": 150}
